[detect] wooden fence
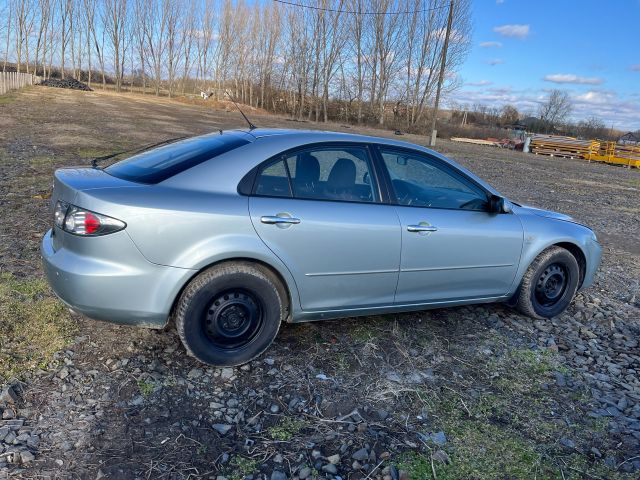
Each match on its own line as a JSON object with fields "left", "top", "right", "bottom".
{"left": 0, "top": 72, "right": 42, "bottom": 95}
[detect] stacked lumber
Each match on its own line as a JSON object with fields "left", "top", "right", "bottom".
{"left": 450, "top": 137, "right": 499, "bottom": 147}
{"left": 529, "top": 134, "right": 599, "bottom": 159}
{"left": 614, "top": 143, "right": 640, "bottom": 161}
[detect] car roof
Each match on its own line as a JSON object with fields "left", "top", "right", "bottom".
{"left": 163, "top": 128, "right": 501, "bottom": 197}
{"left": 239, "top": 127, "right": 425, "bottom": 149}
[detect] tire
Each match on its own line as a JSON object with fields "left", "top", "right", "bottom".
{"left": 175, "top": 261, "right": 284, "bottom": 366}
{"left": 515, "top": 246, "right": 580, "bottom": 319}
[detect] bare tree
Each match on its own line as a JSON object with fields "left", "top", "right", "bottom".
{"left": 3, "top": 0, "right": 14, "bottom": 72}
{"left": 141, "top": 0, "right": 169, "bottom": 95}
{"left": 348, "top": 0, "right": 367, "bottom": 123}
{"left": 194, "top": 0, "right": 215, "bottom": 90}
{"left": 500, "top": 104, "right": 519, "bottom": 125}
{"left": 102, "top": 0, "right": 129, "bottom": 92}
{"left": 0, "top": 0, "right": 479, "bottom": 133}
{"left": 577, "top": 116, "right": 607, "bottom": 139}
{"left": 255, "top": 2, "right": 281, "bottom": 109}
{"left": 539, "top": 89, "right": 572, "bottom": 133}
{"left": 15, "top": 0, "right": 37, "bottom": 73}
{"left": 84, "top": 0, "right": 107, "bottom": 87}
{"left": 369, "top": 0, "right": 405, "bottom": 125}
{"left": 179, "top": 0, "right": 197, "bottom": 94}
{"left": 162, "top": 0, "right": 182, "bottom": 97}
{"left": 132, "top": 0, "right": 147, "bottom": 92}
{"left": 58, "top": 0, "right": 73, "bottom": 78}
{"left": 34, "top": 0, "right": 52, "bottom": 76}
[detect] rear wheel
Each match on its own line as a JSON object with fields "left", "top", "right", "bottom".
{"left": 515, "top": 246, "right": 580, "bottom": 319}
{"left": 175, "top": 262, "right": 284, "bottom": 366}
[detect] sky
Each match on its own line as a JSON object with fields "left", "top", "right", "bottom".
{"left": 454, "top": 0, "right": 640, "bottom": 131}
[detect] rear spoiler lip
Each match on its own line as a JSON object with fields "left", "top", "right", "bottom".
{"left": 54, "top": 167, "right": 143, "bottom": 192}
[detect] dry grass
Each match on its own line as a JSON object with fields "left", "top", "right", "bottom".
{"left": 0, "top": 273, "right": 76, "bottom": 382}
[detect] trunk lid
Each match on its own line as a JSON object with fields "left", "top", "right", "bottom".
{"left": 52, "top": 167, "right": 143, "bottom": 205}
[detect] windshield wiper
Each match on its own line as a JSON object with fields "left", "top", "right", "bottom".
{"left": 91, "top": 135, "right": 189, "bottom": 169}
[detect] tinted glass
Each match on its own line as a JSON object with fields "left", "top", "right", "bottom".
{"left": 254, "top": 160, "right": 292, "bottom": 197}
{"left": 381, "top": 149, "right": 488, "bottom": 210}
{"left": 284, "top": 147, "right": 376, "bottom": 202}
{"left": 105, "top": 134, "right": 250, "bottom": 184}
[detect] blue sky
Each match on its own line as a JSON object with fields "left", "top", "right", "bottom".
{"left": 453, "top": 0, "right": 640, "bottom": 130}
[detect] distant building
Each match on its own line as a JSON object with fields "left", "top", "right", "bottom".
{"left": 502, "top": 122, "right": 527, "bottom": 132}
{"left": 618, "top": 131, "right": 640, "bottom": 145}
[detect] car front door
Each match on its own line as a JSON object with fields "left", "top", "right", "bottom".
{"left": 376, "top": 147, "right": 524, "bottom": 305}
{"left": 248, "top": 144, "right": 401, "bottom": 311}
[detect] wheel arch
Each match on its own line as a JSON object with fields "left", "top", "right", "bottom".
{"left": 509, "top": 239, "right": 588, "bottom": 304}
{"left": 553, "top": 241, "right": 587, "bottom": 288}
{"left": 168, "top": 256, "right": 297, "bottom": 327}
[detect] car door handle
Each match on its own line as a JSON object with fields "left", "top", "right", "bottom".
{"left": 407, "top": 224, "right": 438, "bottom": 232}
{"left": 261, "top": 215, "right": 301, "bottom": 225}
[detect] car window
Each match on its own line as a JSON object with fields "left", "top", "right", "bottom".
{"left": 254, "top": 159, "right": 292, "bottom": 197}
{"left": 380, "top": 148, "right": 488, "bottom": 211}
{"left": 105, "top": 134, "right": 250, "bottom": 184}
{"left": 254, "top": 146, "right": 377, "bottom": 203}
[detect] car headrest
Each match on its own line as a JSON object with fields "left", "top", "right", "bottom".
{"left": 327, "top": 158, "right": 356, "bottom": 189}
{"left": 295, "top": 153, "right": 320, "bottom": 184}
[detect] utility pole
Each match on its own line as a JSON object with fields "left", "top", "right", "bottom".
{"left": 429, "top": 0, "right": 454, "bottom": 147}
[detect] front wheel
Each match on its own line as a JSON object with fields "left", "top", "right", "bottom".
{"left": 515, "top": 246, "right": 580, "bottom": 319}
{"left": 175, "top": 262, "right": 284, "bottom": 366}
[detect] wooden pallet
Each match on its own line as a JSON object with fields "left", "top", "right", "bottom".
{"left": 529, "top": 135, "right": 599, "bottom": 160}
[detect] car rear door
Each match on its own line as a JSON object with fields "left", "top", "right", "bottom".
{"left": 375, "top": 146, "right": 524, "bottom": 304}
{"left": 248, "top": 143, "right": 401, "bottom": 311}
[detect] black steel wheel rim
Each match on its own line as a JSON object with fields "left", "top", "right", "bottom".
{"left": 204, "top": 289, "right": 263, "bottom": 349}
{"left": 534, "top": 263, "right": 569, "bottom": 307}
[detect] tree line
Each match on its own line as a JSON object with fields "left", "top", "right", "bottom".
{"left": 449, "top": 89, "right": 623, "bottom": 140}
{"left": 0, "top": 0, "right": 471, "bottom": 127}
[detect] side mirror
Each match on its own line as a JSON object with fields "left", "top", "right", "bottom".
{"left": 489, "top": 195, "right": 512, "bottom": 214}
{"left": 363, "top": 172, "right": 370, "bottom": 184}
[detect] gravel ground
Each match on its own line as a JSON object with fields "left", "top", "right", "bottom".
{"left": 0, "top": 87, "right": 639, "bottom": 479}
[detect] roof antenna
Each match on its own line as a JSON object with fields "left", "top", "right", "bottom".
{"left": 224, "top": 90, "right": 256, "bottom": 130}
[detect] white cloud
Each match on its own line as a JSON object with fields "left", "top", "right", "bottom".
{"left": 465, "top": 80, "right": 493, "bottom": 87}
{"left": 574, "top": 90, "right": 615, "bottom": 104}
{"left": 485, "top": 58, "right": 505, "bottom": 66}
{"left": 493, "top": 24, "right": 530, "bottom": 39}
{"left": 479, "top": 41, "right": 502, "bottom": 48}
{"left": 543, "top": 73, "right": 604, "bottom": 85}
{"left": 570, "top": 90, "right": 640, "bottom": 129}
{"left": 434, "top": 28, "right": 467, "bottom": 43}
{"left": 451, "top": 86, "right": 640, "bottom": 130}
{"left": 630, "top": 64, "right": 640, "bottom": 72}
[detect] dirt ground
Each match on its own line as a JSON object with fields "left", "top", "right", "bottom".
{"left": 1, "top": 87, "right": 639, "bottom": 480}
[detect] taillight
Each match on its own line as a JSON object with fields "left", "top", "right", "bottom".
{"left": 53, "top": 201, "right": 125, "bottom": 236}
{"left": 53, "top": 200, "right": 69, "bottom": 228}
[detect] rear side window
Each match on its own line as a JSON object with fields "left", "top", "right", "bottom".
{"left": 253, "top": 146, "right": 377, "bottom": 203}
{"left": 254, "top": 160, "right": 292, "bottom": 197}
{"left": 105, "top": 134, "right": 250, "bottom": 184}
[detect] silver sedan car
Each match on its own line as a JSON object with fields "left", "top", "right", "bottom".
{"left": 42, "top": 129, "right": 602, "bottom": 366}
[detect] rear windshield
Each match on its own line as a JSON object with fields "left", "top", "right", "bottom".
{"left": 105, "top": 134, "right": 250, "bottom": 184}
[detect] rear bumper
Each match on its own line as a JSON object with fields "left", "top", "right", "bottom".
{"left": 41, "top": 229, "right": 195, "bottom": 328}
